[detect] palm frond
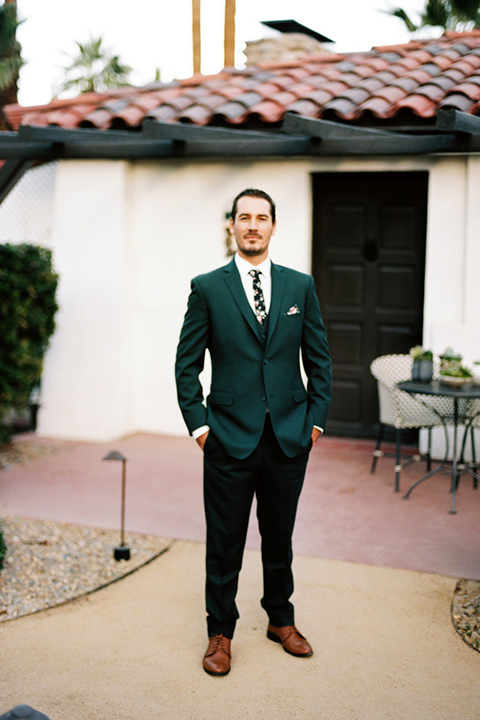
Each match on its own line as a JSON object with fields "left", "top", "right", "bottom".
{"left": 384, "top": 7, "right": 419, "bottom": 32}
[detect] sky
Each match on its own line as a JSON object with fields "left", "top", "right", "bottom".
{"left": 16, "top": 0, "right": 428, "bottom": 107}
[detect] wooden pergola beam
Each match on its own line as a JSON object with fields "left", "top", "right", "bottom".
{"left": 436, "top": 108, "right": 480, "bottom": 135}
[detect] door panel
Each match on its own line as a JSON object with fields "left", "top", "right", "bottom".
{"left": 312, "top": 172, "right": 428, "bottom": 438}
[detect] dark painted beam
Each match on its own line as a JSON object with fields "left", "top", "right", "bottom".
{"left": 18, "top": 124, "right": 135, "bottom": 142}
{"left": 313, "top": 133, "right": 457, "bottom": 155}
{"left": 282, "top": 112, "right": 458, "bottom": 152}
{"left": 142, "top": 119, "right": 280, "bottom": 141}
{"left": 167, "top": 136, "right": 311, "bottom": 157}
{"left": 281, "top": 112, "right": 403, "bottom": 138}
{"left": 61, "top": 140, "right": 174, "bottom": 159}
{"left": 0, "top": 158, "right": 36, "bottom": 203}
{"left": 436, "top": 108, "right": 480, "bottom": 135}
{"left": 0, "top": 142, "right": 54, "bottom": 159}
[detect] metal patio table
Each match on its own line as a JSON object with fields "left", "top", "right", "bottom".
{"left": 397, "top": 379, "right": 480, "bottom": 514}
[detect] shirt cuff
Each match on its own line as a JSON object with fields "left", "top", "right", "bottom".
{"left": 192, "top": 425, "right": 210, "bottom": 440}
{"left": 314, "top": 425, "right": 324, "bottom": 434}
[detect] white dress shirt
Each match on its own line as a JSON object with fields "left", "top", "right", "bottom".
{"left": 234, "top": 253, "right": 272, "bottom": 314}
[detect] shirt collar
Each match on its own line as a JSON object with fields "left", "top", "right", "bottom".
{"left": 234, "top": 253, "right": 271, "bottom": 278}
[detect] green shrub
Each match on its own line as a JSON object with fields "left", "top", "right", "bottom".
{"left": 0, "top": 523, "right": 6, "bottom": 573}
{"left": 0, "top": 243, "right": 58, "bottom": 443}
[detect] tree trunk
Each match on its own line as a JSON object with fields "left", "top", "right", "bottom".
{"left": 192, "top": 0, "right": 201, "bottom": 75}
{"left": 224, "top": 0, "right": 236, "bottom": 68}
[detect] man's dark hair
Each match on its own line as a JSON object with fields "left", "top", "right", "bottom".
{"left": 230, "top": 188, "right": 276, "bottom": 223}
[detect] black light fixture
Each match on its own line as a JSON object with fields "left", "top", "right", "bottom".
{"left": 0, "top": 706, "right": 52, "bottom": 720}
{"left": 102, "top": 450, "right": 131, "bottom": 561}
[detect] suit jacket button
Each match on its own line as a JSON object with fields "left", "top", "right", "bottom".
{"left": 264, "top": 359, "right": 269, "bottom": 365}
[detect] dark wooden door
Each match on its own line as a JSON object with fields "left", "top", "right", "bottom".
{"left": 312, "top": 172, "right": 428, "bottom": 438}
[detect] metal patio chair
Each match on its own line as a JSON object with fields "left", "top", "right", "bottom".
{"left": 370, "top": 354, "right": 445, "bottom": 492}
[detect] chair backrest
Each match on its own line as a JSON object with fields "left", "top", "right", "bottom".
{"left": 370, "top": 354, "right": 442, "bottom": 429}
{"left": 370, "top": 354, "right": 412, "bottom": 389}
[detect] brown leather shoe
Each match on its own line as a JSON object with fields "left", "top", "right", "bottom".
{"left": 203, "top": 634, "right": 232, "bottom": 676}
{"left": 267, "top": 624, "right": 313, "bottom": 657}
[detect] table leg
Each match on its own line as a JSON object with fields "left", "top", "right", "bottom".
{"left": 449, "top": 399, "right": 459, "bottom": 514}
{"left": 403, "top": 420, "right": 450, "bottom": 502}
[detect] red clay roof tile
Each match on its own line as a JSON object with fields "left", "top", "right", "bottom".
{"left": 248, "top": 100, "right": 285, "bottom": 123}
{"left": 212, "top": 101, "right": 249, "bottom": 123}
{"left": 371, "top": 85, "right": 408, "bottom": 103}
{"left": 287, "top": 99, "right": 322, "bottom": 117}
{"left": 271, "top": 90, "right": 299, "bottom": 105}
{"left": 440, "top": 93, "right": 476, "bottom": 111}
{"left": 396, "top": 94, "right": 438, "bottom": 117}
{"left": 357, "top": 77, "right": 388, "bottom": 93}
{"left": 391, "top": 77, "right": 421, "bottom": 92}
{"left": 429, "top": 54, "right": 456, "bottom": 70}
{"left": 177, "top": 105, "right": 213, "bottom": 125}
{"left": 336, "top": 87, "right": 371, "bottom": 104}
{"left": 449, "top": 59, "right": 480, "bottom": 74}
{"left": 5, "top": 30, "right": 480, "bottom": 133}
{"left": 79, "top": 108, "right": 117, "bottom": 129}
{"left": 449, "top": 81, "right": 480, "bottom": 100}
{"left": 323, "top": 97, "right": 361, "bottom": 120}
{"left": 416, "top": 83, "right": 446, "bottom": 101}
{"left": 360, "top": 96, "right": 396, "bottom": 118}
{"left": 145, "top": 105, "right": 179, "bottom": 122}
{"left": 304, "top": 88, "right": 336, "bottom": 105}
{"left": 390, "top": 56, "right": 421, "bottom": 71}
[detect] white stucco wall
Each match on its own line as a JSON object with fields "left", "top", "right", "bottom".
{"left": 39, "top": 160, "right": 133, "bottom": 439}
{"left": 28, "top": 153, "right": 479, "bottom": 443}
{"left": 421, "top": 155, "right": 480, "bottom": 459}
{"left": 423, "top": 155, "right": 480, "bottom": 362}
{"left": 38, "top": 158, "right": 317, "bottom": 440}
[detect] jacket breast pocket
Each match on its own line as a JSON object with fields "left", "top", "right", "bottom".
{"left": 208, "top": 390, "right": 234, "bottom": 406}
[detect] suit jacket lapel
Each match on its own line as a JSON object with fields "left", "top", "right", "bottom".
{"left": 267, "top": 262, "right": 286, "bottom": 344}
{"left": 223, "top": 259, "right": 262, "bottom": 341}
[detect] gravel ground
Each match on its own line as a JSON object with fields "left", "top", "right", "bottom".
{"left": 0, "top": 513, "right": 172, "bottom": 622}
{"left": 0, "top": 439, "right": 68, "bottom": 471}
{"left": 451, "top": 579, "right": 480, "bottom": 652}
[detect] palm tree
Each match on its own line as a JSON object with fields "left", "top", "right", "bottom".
{"left": 224, "top": 0, "right": 236, "bottom": 68}
{"left": 192, "top": 0, "right": 201, "bottom": 74}
{"left": 0, "top": 0, "right": 23, "bottom": 107}
{"left": 387, "top": 0, "right": 480, "bottom": 33}
{"left": 57, "top": 36, "right": 132, "bottom": 96}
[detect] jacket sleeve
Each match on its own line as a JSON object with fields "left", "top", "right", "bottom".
{"left": 175, "top": 278, "right": 210, "bottom": 434}
{"left": 301, "top": 276, "right": 332, "bottom": 430}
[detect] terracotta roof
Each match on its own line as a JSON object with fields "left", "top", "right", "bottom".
{"left": 5, "top": 29, "right": 480, "bottom": 132}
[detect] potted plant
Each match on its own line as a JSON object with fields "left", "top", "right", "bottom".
{"left": 473, "top": 360, "right": 480, "bottom": 385}
{"left": 409, "top": 346, "right": 434, "bottom": 382}
{"left": 438, "top": 348, "right": 473, "bottom": 386}
{"left": 439, "top": 347, "right": 463, "bottom": 375}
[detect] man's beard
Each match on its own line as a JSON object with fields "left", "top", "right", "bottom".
{"left": 239, "top": 245, "right": 263, "bottom": 256}
{"left": 237, "top": 236, "right": 265, "bottom": 256}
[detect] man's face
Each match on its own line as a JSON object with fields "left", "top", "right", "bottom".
{"left": 230, "top": 196, "right": 276, "bottom": 263}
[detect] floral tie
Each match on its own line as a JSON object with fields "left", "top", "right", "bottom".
{"left": 249, "top": 269, "right": 267, "bottom": 325}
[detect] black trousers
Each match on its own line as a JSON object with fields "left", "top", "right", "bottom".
{"left": 203, "top": 415, "right": 311, "bottom": 638}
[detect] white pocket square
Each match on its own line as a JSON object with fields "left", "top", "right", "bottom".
{"left": 285, "top": 305, "right": 301, "bottom": 316}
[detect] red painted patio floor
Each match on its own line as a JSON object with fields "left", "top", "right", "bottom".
{"left": 1, "top": 432, "right": 479, "bottom": 580}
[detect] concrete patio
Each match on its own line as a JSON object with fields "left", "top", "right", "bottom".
{"left": 1, "top": 431, "right": 479, "bottom": 719}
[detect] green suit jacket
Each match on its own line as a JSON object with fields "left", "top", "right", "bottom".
{"left": 175, "top": 258, "right": 332, "bottom": 459}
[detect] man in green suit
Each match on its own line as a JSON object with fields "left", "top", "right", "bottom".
{"left": 175, "top": 188, "right": 332, "bottom": 675}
